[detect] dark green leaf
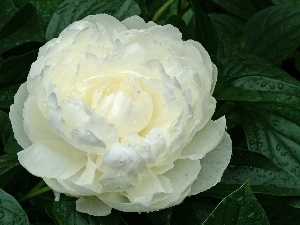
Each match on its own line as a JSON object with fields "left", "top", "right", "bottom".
{"left": 0, "top": 155, "right": 19, "bottom": 187}
{"left": 0, "top": 3, "right": 44, "bottom": 54}
{"left": 0, "top": 49, "right": 38, "bottom": 89}
{"left": 0, "top": 110, "right": 8, "bottom": 135}
{"left": 203, "top": 181, "right": 269, "bottom": 225}
{"left": 189, "top": 0, "right": 218, "bottom": 55}
{"left": 210, "top": 0, "right": 272, "bottom": 20}
{"left": 258, "top": 195, "right": 300, "bottom": 225}
{"left": 241, "top": 101, "right": 300, "bottom": 178}
{"left": 0, "top": 0, "right": 18, "bottom": 31}
{"left": 4, "top": 134, "right": 22, "bottom": 155}
{"left": 214, "top": 55, "right": 300, "bottom": 105}
{"left": 0, "top": 188, "right": 30, "bottom": 225}
{"left": 113, "top": 0, "right": 141, "bottom": 21}
{"left": 207, "top": 149, "right": 300, "bottom": 197}
{"left": 45, "top": 0, "right": 136, "bottom": 41}
{"left": 146, "top": 208, "right": 172, "bottom": 225}
{"left": 165, "top": 15, "right": 189, "bottom": 40}
{"left": 272, "top": 0, "right": 300, "bottom": 4}
{"left": 0, "top": 85, "right": 19, "bottom": 108}
{"left": 243, "top": 4, "right": 300, "bottom": 64}
{"left": 14, "top": 0, "right": 62, "bottom": 30}
{"left": 209, "top": 13, "right": 245, "bottom": 57}
{"left": 170, "top": 198, "right": 217, "bottom": 225}
{"left": 45, "top": 196, "right": 120, "bottom": 225}
{"left": 215, "top": 55, "right": 300, "bottom": 179}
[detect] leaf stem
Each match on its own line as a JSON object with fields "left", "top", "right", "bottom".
{"left": 152, "top": 0, "right": 176, "bottom": 22}
{"left": 19, "top": 180, "right": 52, "bottom": 202}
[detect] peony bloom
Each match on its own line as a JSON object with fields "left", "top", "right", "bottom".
{"left": 9, "top": 14, "right": 231, "bottom": 216}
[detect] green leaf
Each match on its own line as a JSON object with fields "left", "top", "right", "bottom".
{"left": 0, "top": 3, "right": 44, "bottom": 54}
{"left": 45, "top": 0, "right": 137, "bottom": 41}
{"left": 210, "top": 0, "right": 272, "bottom": 20}
{"left": 203, "top": 181, "right": 270, "bottom": 225}
{"left": 207, "top": 149, "right": 300, "bottom": 197}
{"left": 112, "top": 0, "right": 141, "bottom": 21}
{"left": 258, "top": 195, "right": 300, "bottom": 225}
{"left": 189, "top": 0, "right": 219, "bottom": 55}
{"left": 209, "top": 13, "right": 245, "bottom": 57}
{"left": 0, "top": 0, "right": 18, "bottom": 31}
{"left": 243, "top": 4, "right": 300, "bottom": 64}
{"left": 0, "top": 49, "right": 38, "bottom": 88}
{"left": 241, "top": 101, "right": 300, "bottom": 177}
{"left": 0, "top": 85, "right": 19, "bottom": 108}
{"left": 146, "top": 208, "right": 172, "bottom": 225}
{"left": 14, "top": 0, "right": 62, "bottom": 30}
{"left": 214, "top": 55, "right": 300, "bottom": 104}
{"left": 45, "top": 196, "right": 120, "bottom": 225}
{"left": 215, "top": 55, "right": 300, "bottom": 179}
{"left": 272, "top": 0, "right": 300, "bottom": 4}
{"left": 170, "top": 198, "right": 217, "bottom": 225}
{"left": 165, "top": 15, "right": 189, "bottom": 40}
{"left": 0, "top": 155, "right": 20, "bottom": 187}
{"left": 0, "top": 188, "right": 30, "bottom": 225}
{"left": 4, "top": 134, "right": 22, "bottom": 155}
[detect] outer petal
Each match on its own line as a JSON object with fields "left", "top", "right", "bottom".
{"left": 76, "top": 196, "right": 111, "bottom": 216}
{"left": 9, "top": 83, "right": 31, "bottom": 149}
{"left": 190, "top": 132, "right": 232, "bottom": 195}
{"left": 180, "top": 116, "right": 226, "bottom": 160}
{"left": 154, "top": 159, "right": 201, "bottom": 208}
{"left": 82, "top": 14, "right": 127, "bottom": 35}
{"left": 18, "top": 142, "right": 87, "bottom": 179}
{"left": 125, "top": 173, "right": 173, "bottom": 205}
{"left": 122, "top": 16, "right": 156, "bottom": 30}
{"left": 99, "top": 159, "right": 200, "bottom": 212}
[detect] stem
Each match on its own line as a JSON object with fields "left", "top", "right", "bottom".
{"left": 19, "top": 182, "right": 52, "bottom": 202}
{"left": 29, "top": 180, "right": 46, "bottom": 193}
{"left": 152, "top": 0, "right": 176, "bottom": 22}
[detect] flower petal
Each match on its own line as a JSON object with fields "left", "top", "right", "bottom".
{"left": 18, "top": 141, "right": 87, "bottom": 179}
{"left": 180, "top": 116, "right": 226, "bottom": 160}
{"left": 122, "top": 16, "right": 156, "bottom": 30}
{"left": 76, "top": 196, "right": 111, "bottom": 216}
{"left": 9, "top": 83, "right": 31, "bottom": 149}
{"left": 190, "top": 132, "right": 232, "bottom": 195}
{"left": 155, "top": 159, "right": 201, "bottom": 208}
{"left": 125, "top": 172, "right": 172, "bottom": 205}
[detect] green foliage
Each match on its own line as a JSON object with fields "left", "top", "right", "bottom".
{"left": 0, "top": 188, "right": 30, "bottom": 225}
{"left": 45, "top": 0, "right": 140, "bottom": 40}
{"left": 45, "top": 196, "right": 120, "bottom": 225}
{"left": 203, "top": 181, "right": 269, "bottom": 225}
{"left": 0, "top": 0, "right": 300, "bottom": 224}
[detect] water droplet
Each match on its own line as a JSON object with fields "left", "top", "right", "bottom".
{"left": 281, "top": 151, "right": 287, "bottom": 156}
{"left": 278, "top": 83, "right": 284, "bottom": 89}
{"left": 249, "top": 140, "right": 255, "bottom": 145}
{"left": 232, "top": 175, "right": 238, "bottom": 181}
{"left": 237, "top": 196, "right": 244, "bottom": 205}
{"left": 283, "top": 162, "right": 289, "bottom": 166}
{"left": 291, "top": 168, "right": 297, "bottom": 173}
{"left": 260, "top": 81, "right": 267, "bottom": 87}
{"left": 272, "top": 120, "right": 279, "bottom": 126}
{"left": 248, "top": 212, "right": 255, "bottom": 219}
{"left": 276, "top": 145, "right": 281, "bottom": 151}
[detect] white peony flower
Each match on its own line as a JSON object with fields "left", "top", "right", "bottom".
{"left": 9, "top": 14, "right": 231, "bottom": 216}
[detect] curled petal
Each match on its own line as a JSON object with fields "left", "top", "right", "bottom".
{"left": 76, "top": 196, "right": 111, "bottom": 216}
{"left": 180, "top": 116, "right": 226, "bottom": 160}
{"left": 18, "top": 142, "right": 87, "bottom": 179}
{"left": 190, "top": 132, "right": 232, "bottom": 195}
{"left": 9, "top": 83, "right": 31, "bottom": 149}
